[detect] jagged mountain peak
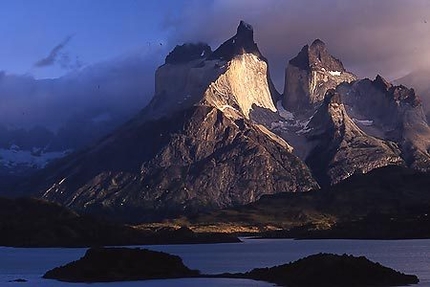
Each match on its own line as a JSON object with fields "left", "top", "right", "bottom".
{"left": 289, "top": 39, "right": 345, "bottom": 72}
{"left": 283, "top": 40, "right": 356, "bottom": 112}
{"left": 373, "top": 74, "right": 392, "bottom": 91}
{"left": 310, "top": 38, "right": 326, "bottom": 47}
{"left": 288, "top": 44, "right": 310, "bottom": 70}
{"left": 308, "top": 39, "right": 345, "bottom": 72}
{"left": 237, "top": 20, "right": 254, "bottom": 37}
{"left": 362, "top": 76, "right": 421, "bottom": 108}
{"left": 304, "top": 88, "right": 404, "bottom": 186}
{"left": 144, "top": 20, "right": 277, "bottom": 122}
{"left": 22, "top": 21, "right": 319, "bottom": 222}
{"left": 165, "top": 43, "right": 212, "bottom": 65}
{"left": 209, "top": 20, "right": 262, "bottom": 61}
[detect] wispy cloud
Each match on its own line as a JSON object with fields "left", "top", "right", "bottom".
{"left": 1, "top": 48, "right": 165, "bottom": 131}
{"left": 34, "top": 35, "right": 74, "bottom": 68}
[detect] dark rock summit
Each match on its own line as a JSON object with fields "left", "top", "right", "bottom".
{"left": 283, "top": 39, "right": 356, "bottom": 112}
{"left": 289, "top": 39, "right": 345, "bottom": 72}
{"left": 165, "top": 43, "right": 212, "bottom": 64}
{"left": 209, "top": 20, "right": 262, "bottom": 61}
{"left": 43, "top": 247, "right": 199, "bottom": 282}
{"left": 243, "top": 253, "right": 419, "bottom": 287}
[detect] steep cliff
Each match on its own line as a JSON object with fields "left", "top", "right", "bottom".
{"left": 283, "top": 39, "right": 356, "bottom": 112}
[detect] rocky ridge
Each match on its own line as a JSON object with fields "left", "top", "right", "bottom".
{"left": 271, "top": 40, "right": 430, "bottom": 185}
{"left": 25, "top": 21, "right": 318, "bottom": 222}
{"left": 337, "top": 76, "right": 430, "bottom": 172}
{"left": 305, "top": 89, "right": 404, "bottom": 185}
{"left": 0, "top": 197, "right": 239, "bottom": 247}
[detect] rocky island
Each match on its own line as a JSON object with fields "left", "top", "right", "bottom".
{"left": 43, "top": 247, "right": 199, "bottom": 282}
{"left": 44, "top": 248, "right": 418, "bottom": 286}
{"left": 240, "top": 253, "right": 419, "bottom": 287}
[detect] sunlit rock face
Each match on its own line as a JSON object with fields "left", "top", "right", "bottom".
{"left": 283, "top": 39, "right": 356, "bottom": 112}
{"left": 31, "top": 21, "right": 318, "bottom": 222}
{"left": 203, "top": 53, "right": 276, "bottom": 119}
{"left": 305, "top": 89, "right": 404, "bottom": 186}
{"left": 338, "top": 75, "right": 430, "bottom": 172}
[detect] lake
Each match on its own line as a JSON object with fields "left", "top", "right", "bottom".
{"left": 1, "top": 238, "right": 429, "bottom": 286}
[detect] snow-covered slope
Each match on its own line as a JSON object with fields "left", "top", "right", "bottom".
{"left": 0, "top": 144, "right": 70, "bottom": 175}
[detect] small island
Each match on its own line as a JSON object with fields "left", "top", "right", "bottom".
{"left": 239, "top": 253, "right": 419, "bottom": 287}
{"left": 43, "top": 247, "right": 199, "bottom": 282}
{"left": 43, "top": 248, "right": 419, "bottom": 286}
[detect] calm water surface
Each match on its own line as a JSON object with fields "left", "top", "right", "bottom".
{"left": 0, "top": 238, "right": 429, "bottom": 286}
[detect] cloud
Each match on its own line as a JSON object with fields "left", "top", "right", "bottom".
{"left": 163, "top": 0, "right": 430, "bottom": 89}
{"left": 0, "top": 46, "right": 166, "bottom": 131}
{"left": 34, "top": 35, "right": 74, "bottom": 68}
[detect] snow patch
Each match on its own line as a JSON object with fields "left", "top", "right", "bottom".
{"left": 218, "top": 105, "right": 239, "bottom": 112}
{"left": 296, "top": 118, "right": 312, "bottom": 134}
{"left": 353, "top": 119, "right": 374, "bottom": 126}
{"left": 276, "top": 100, "right": 294, "bottom": 120}
{"left": 0, "top": 147, "right": 71, "bottom": 169}
{"left": 329, "top": 71, "right": 341, "bottom": 76}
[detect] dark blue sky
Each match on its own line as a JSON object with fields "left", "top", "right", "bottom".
{"left": 1, "top": 0, "right": 183, "bottom": 78}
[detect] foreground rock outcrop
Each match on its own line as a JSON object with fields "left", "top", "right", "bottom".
{"left": 43, "top": 247, "right": 199, "bottom": 282}
{"left": 181, "top": 166, "right": 430, "bottom": 239}
{"left": 0, "top": 197, "right": 239, "bottom": 247}
{"left": 242, "top": 253, "right": 419, "bottom": 287}
{"left": 0, "top": 197, "right": 146, "bottom": 247}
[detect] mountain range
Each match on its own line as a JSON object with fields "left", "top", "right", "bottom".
{"left": 6, "top": 21, "right": 430, "bottom": 223}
